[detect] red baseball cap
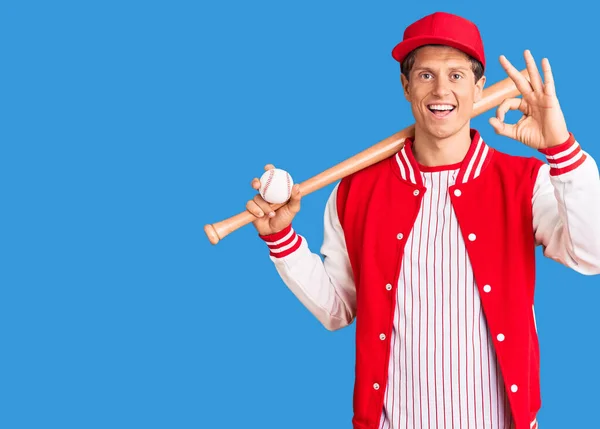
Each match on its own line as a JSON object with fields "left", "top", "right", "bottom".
{"left": 391, "top": 11, "right": 485, "bottom": 69}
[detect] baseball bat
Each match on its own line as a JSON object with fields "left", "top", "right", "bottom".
{"left": 205, "top": 69, "right": 530, "bottom": 245}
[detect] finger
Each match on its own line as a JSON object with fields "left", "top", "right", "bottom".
{"left": 246, "top": 200, "right": 265, "bottom": 218}
{"left": 251, "top": 178, "right": 261, "bottom": 190}
{"left": 489, "top": 116, "right": 517, "bottom": 140}
{"left": 495, "top": 98, "right": 524, "bottom": 123}
{"left": 287, "top": 184, "right": 302, "bottom": 214}
{"left": 541, "top": 58, "right": 556, "bottom": 96}
{"left": 253, "top": 194, "right": 275, "bottom": 217}
{"left": 524, "top": 50, "right": 543, "bottom": 93}
{"left": 264, "top": 164, "right": 275, "bottom": 171}
{"left": 499, "top": 55, "right": 533, "bottom": 95}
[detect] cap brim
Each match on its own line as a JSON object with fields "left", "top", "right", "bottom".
{"left": 391, "top": 35, "right": 484, "bottom": 69}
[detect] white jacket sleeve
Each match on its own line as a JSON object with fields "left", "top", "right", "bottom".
{"left": 532, "top": 133, "right": 600, "bottom": 275}
{"left": 258, "top": 183, "right": 357, "bottom": 330}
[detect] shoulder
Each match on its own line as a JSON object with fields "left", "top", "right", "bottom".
{"left": 342, "top": 155, "right": 393, "bottom": 182}
{"left": 336, "top": 154, "right": 396, "bottom": 218}
{"left": 487, "top": 144, "right": 545, "bottom": 181}
{"left": 339, "top": 155, "right": 394, "bottom": 191}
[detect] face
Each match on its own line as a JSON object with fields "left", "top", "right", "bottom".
{"left": 401, "top": 46, "right": 486, "bottom": 140}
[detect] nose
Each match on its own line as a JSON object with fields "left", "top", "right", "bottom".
{"left": 432, "top": 77, "right": 451, "bottom": 97}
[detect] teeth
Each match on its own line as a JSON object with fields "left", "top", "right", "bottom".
{"left": 429, "top": 104, "right": 455, "bottom": 111}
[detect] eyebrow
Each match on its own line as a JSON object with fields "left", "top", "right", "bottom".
{"left": 413, "top": 65, "right": 471, "bottom": 72}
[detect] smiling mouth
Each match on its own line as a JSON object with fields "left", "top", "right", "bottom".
{"left": 428, "top": 104, "right": 456, "bottom": 118}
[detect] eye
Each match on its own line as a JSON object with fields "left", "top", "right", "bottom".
{"left": 451, "top": 73, "right": 463, "bottom": 80}
{"left": 420, "top": 72, "right": 433, "bottom": 80}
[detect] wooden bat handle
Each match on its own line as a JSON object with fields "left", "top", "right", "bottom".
{"left": 205, "top": 69, "right": 530, "bottom": 245}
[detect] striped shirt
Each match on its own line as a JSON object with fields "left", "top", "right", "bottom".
{"left": 378, "top": 164, "right": 514, "bottom": 429}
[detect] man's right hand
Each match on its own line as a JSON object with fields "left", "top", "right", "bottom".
{"left": 246, "top": 164, "right": 302, "bottom": 236}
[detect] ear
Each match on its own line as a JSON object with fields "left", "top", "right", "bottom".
{"left": 400, "top": 73, "right": 411, "bottom": 101}
{"left": 474, "top": 75, "right": 486, "bottom": 103}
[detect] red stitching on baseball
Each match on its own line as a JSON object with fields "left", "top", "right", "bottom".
{"left": 262, "top": 169, "right": 275, "bottom": 200}
{"left": 287, "top": 172, "right": 291, "bottom": 200}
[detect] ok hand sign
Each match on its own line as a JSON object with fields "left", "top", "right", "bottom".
{"left": 489, "top": 50, "right": 570, "bottom": 150}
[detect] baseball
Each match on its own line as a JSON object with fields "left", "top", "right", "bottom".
{"left": 259, "top": 168, "right": 294, "bottom": 204}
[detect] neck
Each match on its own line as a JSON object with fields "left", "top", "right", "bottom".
{"left": 411, "top": 124, "right": 473, "bottom": 167}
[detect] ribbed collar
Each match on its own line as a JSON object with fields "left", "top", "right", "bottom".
{"left": 392, "top": 129, "right": 494, "bottom": 187}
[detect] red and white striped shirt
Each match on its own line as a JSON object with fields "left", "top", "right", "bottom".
{"left": 378, "top": 164, "right": 514, "bottom": 429}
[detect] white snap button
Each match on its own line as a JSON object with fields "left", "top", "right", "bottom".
{"left": 386, "top": 283, "right": 392, "bottom": 291}
{"left": 468, "top": 233, "right": 476, "bottom": 241}
{"left": 379, "top": 333, "right": 386, "bottom": 340}
{"left": 454, "top": 189, "right": 462, "bottom": 197}
{"left": 511, "top": 384, "right": 518, "bottom": 393}
{"left": 373, "top": 383, "right": 380, "bottom": 390}
{"left": 483, "top": 285, "right": 491, "bottom": 293}
{"left": 397, "top": 233, "right": 404, "bottom": 240}
{"left": 413, "top": 190, "right": 420, "bottom": 196}
{"left": 497, "top": 333, "right": 505, "bottom": 342}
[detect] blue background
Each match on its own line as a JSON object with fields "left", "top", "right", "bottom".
{"left": 1, "top": 1, "right": 598, "bottom": 428}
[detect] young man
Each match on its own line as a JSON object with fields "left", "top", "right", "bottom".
{"left": 245, "top": 11, "right": 600, "bottom": 429}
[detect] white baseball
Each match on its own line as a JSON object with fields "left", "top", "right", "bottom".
{"left": 259, "top": 168, "right": 294, "bottom": 204}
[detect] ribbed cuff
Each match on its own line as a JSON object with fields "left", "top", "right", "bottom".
{"left": 258, "top": 224, "right": 302, "bottom": 258}
{"left": 538, "top": 133, "right": 587, "bottom": 176}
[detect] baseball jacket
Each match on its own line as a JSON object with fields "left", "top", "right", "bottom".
{"left": 259, "top": 129, "right": 600, "bottom": 429}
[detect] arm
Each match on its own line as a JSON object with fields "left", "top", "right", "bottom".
{"left": 533, "top": 134, "right": 600, "bottom": 275}
{"left": 258, "top": 183, "right": 357, "bottom": 330}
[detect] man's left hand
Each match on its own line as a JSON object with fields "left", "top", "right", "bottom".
{"left": 489, "top": 50, "right": 570, "bottom": 150}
